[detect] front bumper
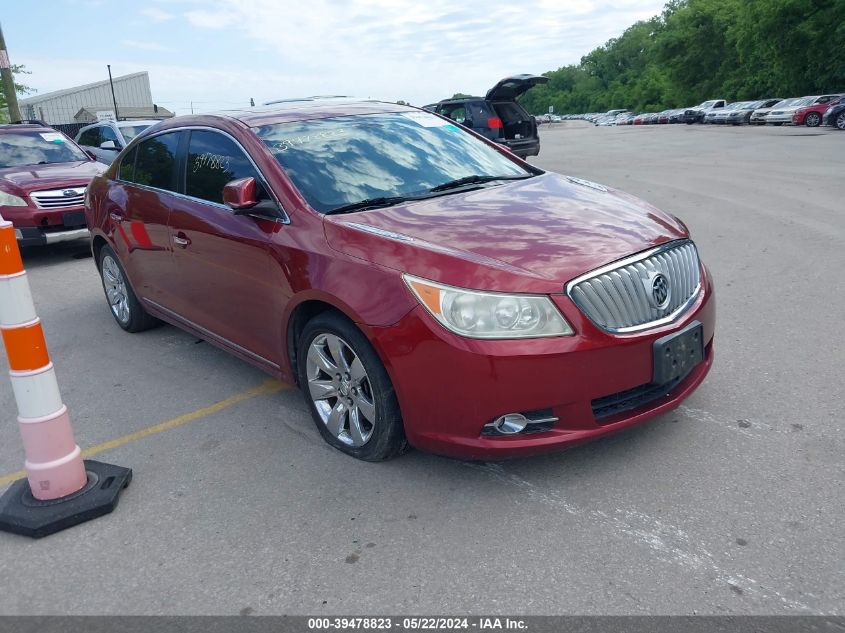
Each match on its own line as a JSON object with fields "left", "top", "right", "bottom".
{"left": 15, "top": 226, "right": 90, "bottom": 247}
{"left": 766, "top": 114, "right": 794, "bottom": 124}
{"left": 502, "top": 138, "right": 541, "bottom": 158}
{"left": 3, "top": 203, "right": 90, "bottom": 248}
{"left": 366, "top": 268, "right": 716, "bottom": 459}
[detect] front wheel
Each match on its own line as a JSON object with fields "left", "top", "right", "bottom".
{"left": 298, "top": 312, "right": 407, "bottom": 461}
{"left": 805, "top": 113, "right": 821, "bottom": 127}
{"left": 98, "top": 245, "right": 159, "bottom": 332}
{"left": 835, "top": 112, "right": 845, "bottom": 130}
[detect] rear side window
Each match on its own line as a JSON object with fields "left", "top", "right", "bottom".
{"left": 132, "top": 132, "right": 181, "bottom": 191}
{"left": 185, "top": 130, "right": 260, "bottom": 205}
{"left": 78, "top": 127, "right": 101, "bottom": 147}
{"left": 118, "top": 147, "right": 137, "bottom": 181}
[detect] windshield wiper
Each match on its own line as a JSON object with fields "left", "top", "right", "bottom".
{"left": 429, "top": 174, "right": 532, "bottom": 193}
{"left": 325, "top": 195, "right": 423, "bottom": 216}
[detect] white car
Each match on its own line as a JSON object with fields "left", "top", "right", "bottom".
{"left": 75, "top": 120, "right": 158, "bottom": 164}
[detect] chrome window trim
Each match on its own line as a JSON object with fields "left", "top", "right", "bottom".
{"left": 144, "top": 299, "right": 280, "bottom": 370}
{"left": 564, "top": 239, "right": 702, "bottom": 335}
{"left": 114, "top": 125, "right": 290, "bottom": 224}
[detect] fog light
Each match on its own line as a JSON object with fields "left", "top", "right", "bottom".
{"left": 492, "top": 413, "right": 529, "bottom": 435}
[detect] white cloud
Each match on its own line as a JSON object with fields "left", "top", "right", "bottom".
{"left": 120, "top": 40, "right": 172, "bottom": 52}
{"left": 178, "top": 0, "right": 667, "bottom": 104}
{"left": 21, "top": 1, "right": 668, "bottom": 113}
{"left": 140, "top": 7, "right": 175, "bottom": 22}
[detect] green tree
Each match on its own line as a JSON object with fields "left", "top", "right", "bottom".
{"left": 1, "top": 64, "right": 34, "bottom": 121}
{"left": 517, "top": 0, "right": 844, "bottom": 114}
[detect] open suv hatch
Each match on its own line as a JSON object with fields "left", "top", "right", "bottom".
{"left": 432, "top": 74, "right": 548, "bottom": 158}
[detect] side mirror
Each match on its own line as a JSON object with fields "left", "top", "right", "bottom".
{"left": 223, "top": 177, "right": 259, "bottom": 211}
{"left": 100, "top": 140, "right": 118, "bottom": 150}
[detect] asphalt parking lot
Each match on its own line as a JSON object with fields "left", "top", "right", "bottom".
{"left": 1, "top": 122, "right": 842, "bottom": 616}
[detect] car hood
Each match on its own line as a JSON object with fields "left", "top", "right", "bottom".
{"left": 770, "top": 106, "right": 803, "bottom": 114}
{"left": 0, "top": 161, "right": 104, "bottom": 194}
{"left": 324, "top": 173, "right": 687, "bottom": 294}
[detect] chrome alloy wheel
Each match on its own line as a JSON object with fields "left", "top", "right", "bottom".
{"left": 306, "top": 333, "right": 376, "bottom": 447}
{"left": 837, "top": 112, "right": 845, "bottom": 130}
{"left": 101, "top": 255, "right": 130, "bottom": 324}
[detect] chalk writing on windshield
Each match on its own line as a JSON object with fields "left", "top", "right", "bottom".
{"left": 269, "top": 128, "right": 347, "bottom": 152}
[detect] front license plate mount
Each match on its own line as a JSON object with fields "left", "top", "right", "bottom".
{"left": 62, "top": 211, "right": 86, "bottom": 227}
{"left": 652, "top": 320, "right": 704, "bottom": 385}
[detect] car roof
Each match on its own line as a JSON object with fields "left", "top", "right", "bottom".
{"left": 149, "top": 99, "right": 419, "bottom": 130}
{"left": 116, "top": 120, "right": 160, "bottom": 127}
{"left": 0, "top": 124, "right": 58, "bottom": 134}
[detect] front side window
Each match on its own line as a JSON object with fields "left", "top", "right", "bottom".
{"left": 255, "top": 111, "right": 528, "bottom": 213}
{"left": 0, "top": 131, "right": 88, "bottom": 168}
{"left": 185, "top": 130, "right": 261, "bottom": 204}
{"left": 78, "top": 127, "right": 101, "bottom": 147}
{"left": 100, "top": 126, "right": 120, "bottom": 145}
{"left": 133, "top": 132, "right": 181, "bottom": 191}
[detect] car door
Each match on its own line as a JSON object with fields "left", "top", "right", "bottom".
{"left": 164, "top": 128, "right": 286, "bottom": 369}
{"left": 109, "top": 130, "right": 184, "bottom": 309}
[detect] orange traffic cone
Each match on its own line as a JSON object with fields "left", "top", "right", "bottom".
{"left": 0, "top": 216, "right": 131, "bottom": 538}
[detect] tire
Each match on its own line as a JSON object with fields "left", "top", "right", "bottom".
{"left": 98, "top": 245, "right": 159, "bottom": 332}
{"left": 297, "top": 312, "right": 407, "bottom": 461}
{"left": 805, "top": 113, "right": 821, "bottom": 127}
{"left": 835, "top": 111, "right": 845, "bottom": 130}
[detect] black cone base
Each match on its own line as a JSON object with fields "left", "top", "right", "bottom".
{"left": 0, "top": 460, "right": 132, "bottom": 538}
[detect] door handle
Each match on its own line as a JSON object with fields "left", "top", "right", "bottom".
{"left": 109, "top": 211, "right": 124, "bottom": 223}
{"left": 173, "top": 233, "right": 191, "bottom": 248}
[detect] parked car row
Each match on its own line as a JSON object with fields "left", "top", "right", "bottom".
{"left": 568, "top": 94, "right": 845, "bottom": 129}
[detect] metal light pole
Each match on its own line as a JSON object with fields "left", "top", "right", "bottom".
{"left": 107, "top": 64, "right": 119, "bottom": 120}
{"left": 0, "top": 22, "right": 22, "bottom": 123}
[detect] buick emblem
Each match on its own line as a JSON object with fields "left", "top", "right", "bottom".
{"left": 649, "top": 273, "right": 671, "bottom": 309}
{"left": 62, "top": 189, "right": 78, "bottom": 197}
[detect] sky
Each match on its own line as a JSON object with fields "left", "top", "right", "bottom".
{"left": 4, "top": 0, "right": 667, "bottom": 116}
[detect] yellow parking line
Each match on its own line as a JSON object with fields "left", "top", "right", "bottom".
{"left": 0, "top": 378, "right": 288, "bottom": 489}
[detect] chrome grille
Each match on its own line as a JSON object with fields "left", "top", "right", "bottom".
{"left": 30, "top": 187, "right": 86, "bottom": 210}
{"left": 567, "top": 240, "right": 701, "bottom": 333}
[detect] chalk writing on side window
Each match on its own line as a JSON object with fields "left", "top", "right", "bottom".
{"left": 193, "top": 152, "right": 230, "bottom": 173}
{"left": 269, "top": 128, "right": 347, "bottom": 152}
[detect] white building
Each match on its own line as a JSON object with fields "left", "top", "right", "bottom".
{"left": 18, "top": 71, "right": 172, "bottom": 125}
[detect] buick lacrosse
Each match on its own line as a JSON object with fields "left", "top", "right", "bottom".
{"left": 85, "top": 98, "right": 715, "bottom": 460}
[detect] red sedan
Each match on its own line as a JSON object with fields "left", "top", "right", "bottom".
{"left": 85, "top": 99, "right": 715, "bottom": 461}
{"left": 793, "top": 95, "right": 844, "bottom": 126}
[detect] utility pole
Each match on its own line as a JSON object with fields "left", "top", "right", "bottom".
{"left": 107, "top": 64, "right": 119, "bottom": 120}
{"left": 0, "top": 22, "right": 22, "bottom": 122}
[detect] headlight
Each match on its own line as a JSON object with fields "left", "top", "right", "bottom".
{"left": 403, "top": 274, "right": 573, "bottom": 339}
{"left": 0, "top": 191, "right": 28, "bottom": 207}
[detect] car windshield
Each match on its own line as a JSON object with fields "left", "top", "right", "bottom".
{"left": 255, "top": 111, "right": 530, "bottom": 213}
{"left": 0, "top": 131, "right": 88, "bottom": 168}
{"left": 118, "top": 124, "right": 152, "bottom": 142}
{"left": 795, "top": 97, "right": 815, "bottom": 106}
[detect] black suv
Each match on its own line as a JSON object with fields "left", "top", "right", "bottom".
{"left": 428, "top": 74, "right": 548, "bottom": 158}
